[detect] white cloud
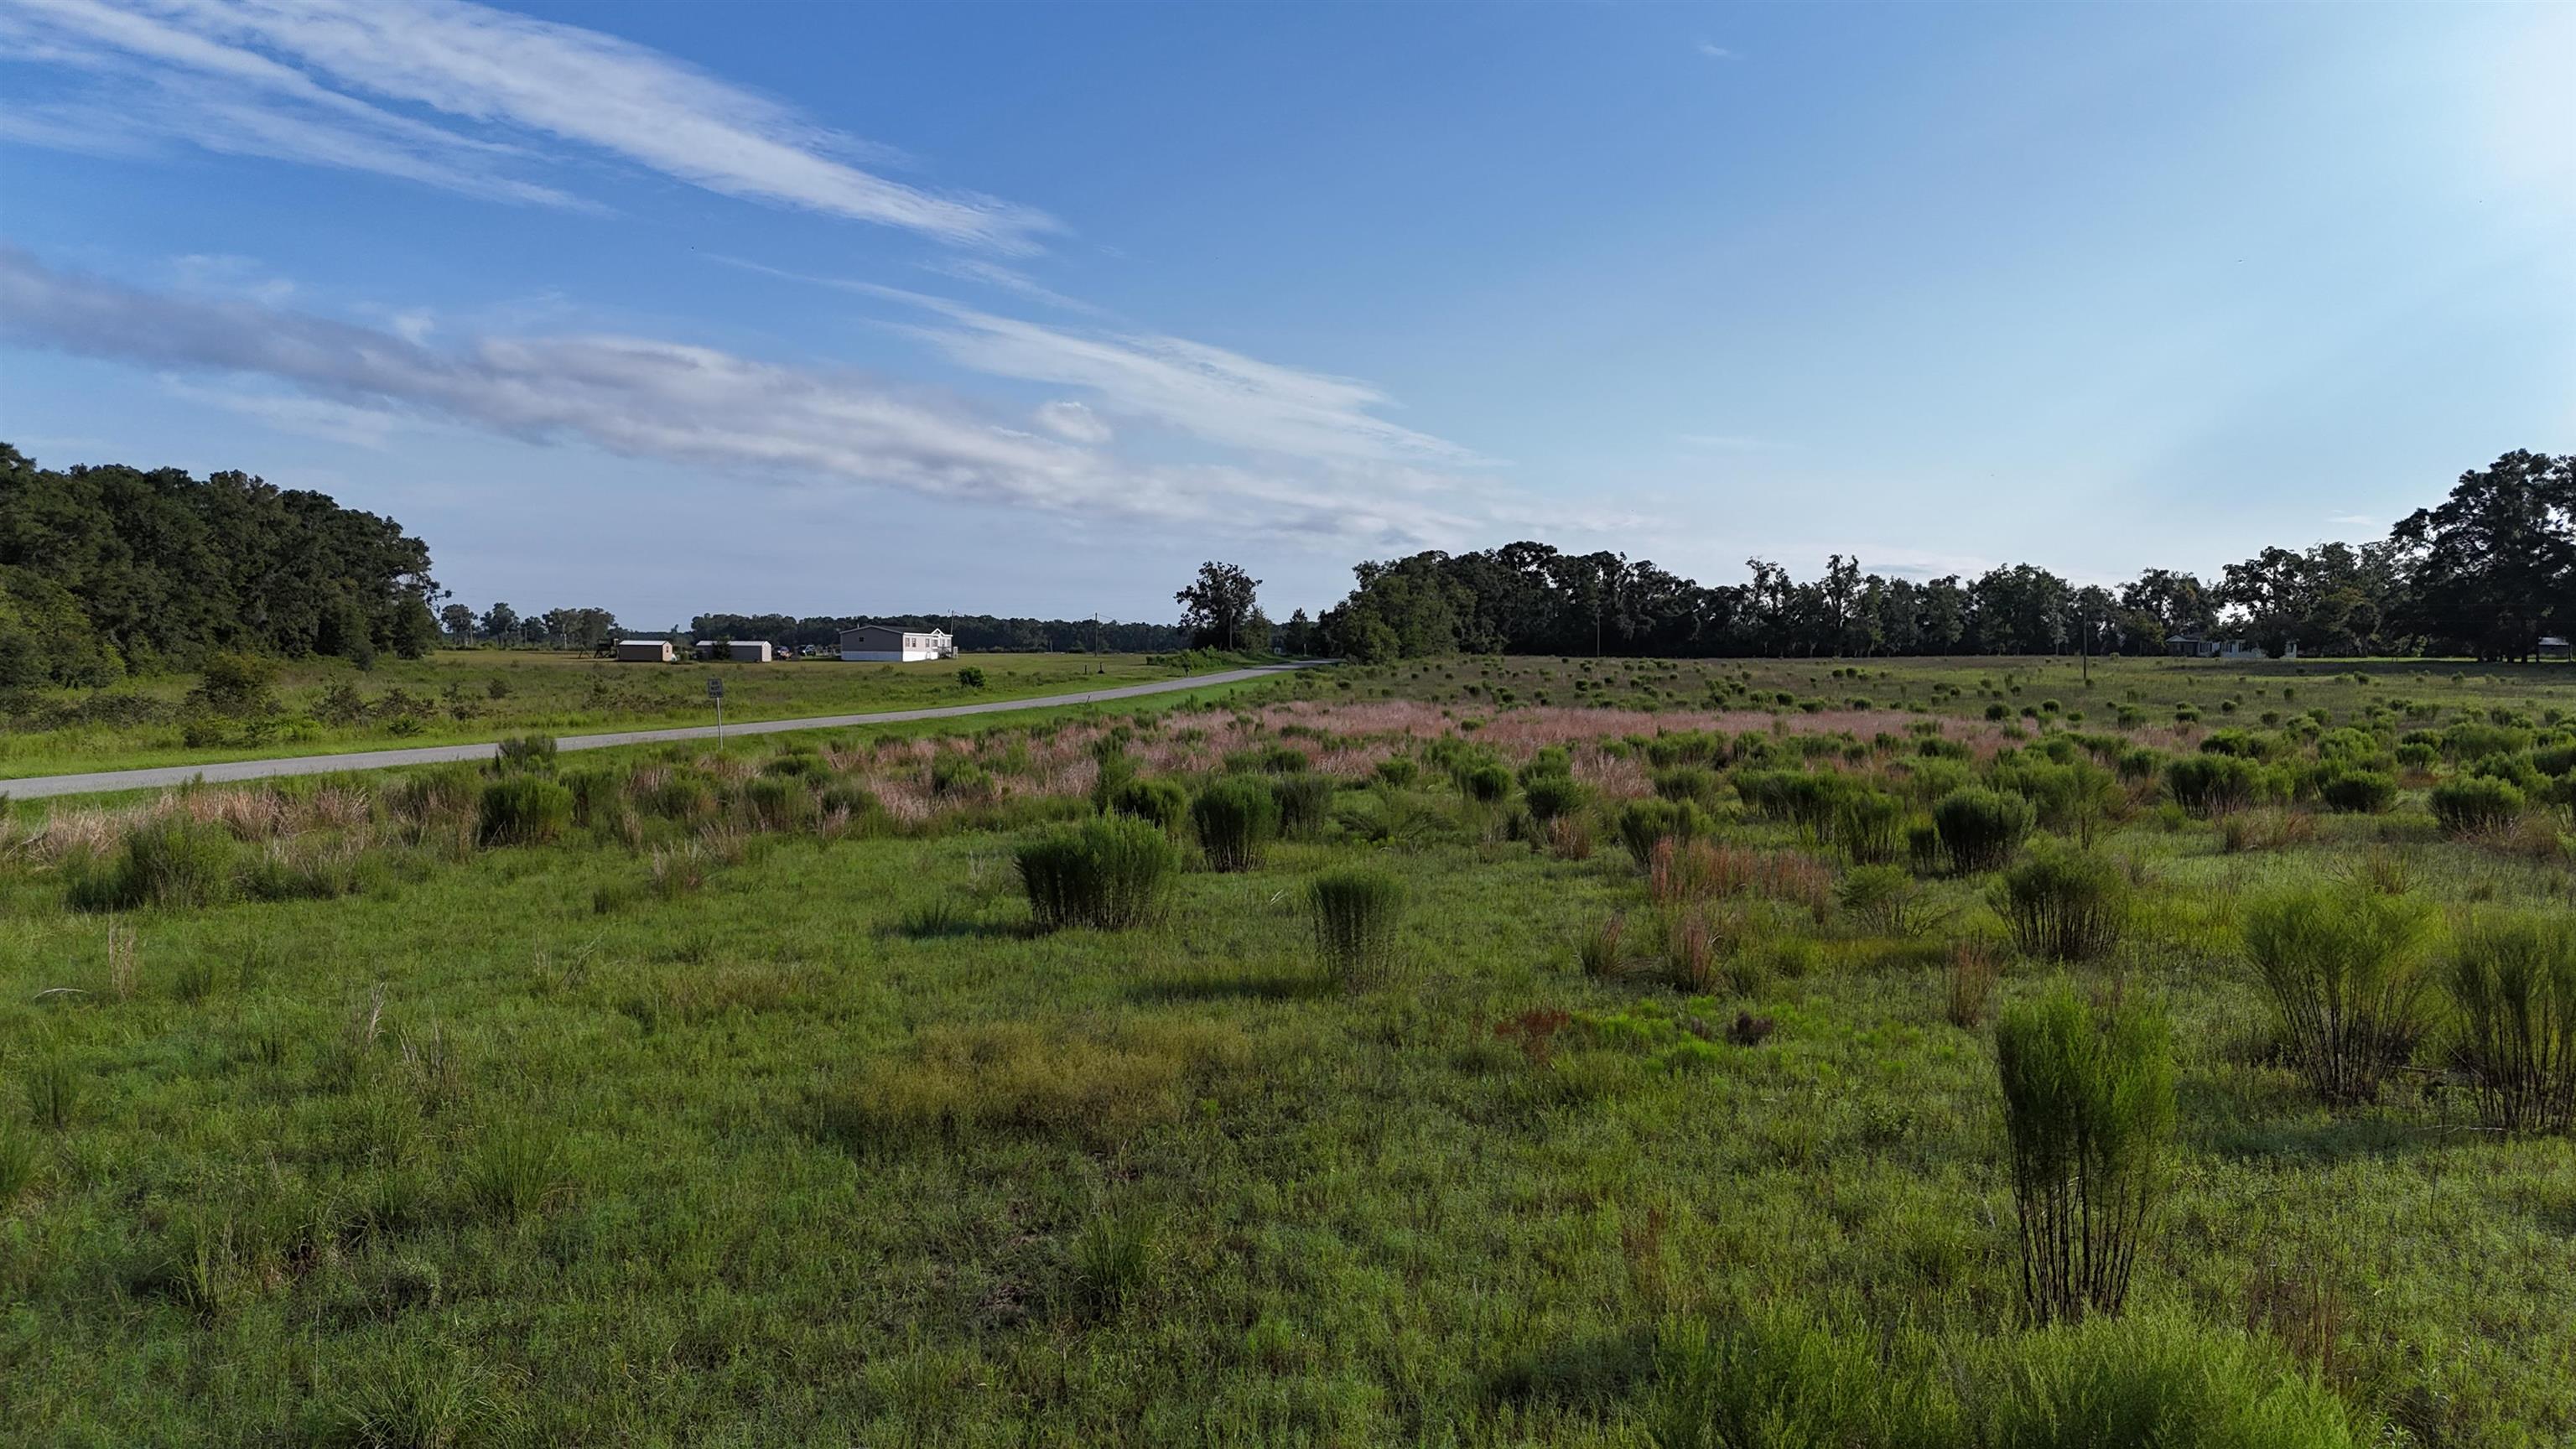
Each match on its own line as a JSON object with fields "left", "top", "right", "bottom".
{"left": 0, "top": 247, "right": 1525, "bottom": 548}
{"left": 1033, "top": 399, "right": 1111, "bottom": 444}
{"left": 2324, "top": 511, "right": 2377, "bottom": 529}
{"left": 1696, "top": 41, "right": 1736, "bottom": 60}
{"left": 922, "top": 259, "right": 1109, "bottom": 317}
{"left": 162, "top": 377, "right": 407, "bottom": 447}
{"left": 0, "top": 0, "right": 1048, "bottom": 246}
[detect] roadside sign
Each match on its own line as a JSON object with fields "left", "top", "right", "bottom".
{"left": 706, "top": 678, "right": 725, "bottom": 699}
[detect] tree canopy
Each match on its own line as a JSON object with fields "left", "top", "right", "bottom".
{"left": 1315, "top": 452, "right": 2573, "bottom": 662}
{"left": 0, "top": 443, "right": 439, "bottom": 687}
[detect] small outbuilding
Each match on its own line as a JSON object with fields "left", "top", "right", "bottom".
{"left": 2165, "top": 636, "right": 2295, "bottom": 661}
{"left": 2540, "top": 636, "right": 2572, "bottom": 662}
{"left": 839, "top": 626, "right": 954, "bottom": 662}
{"left": 615, "top": 640, "right": 676, "bottom": 663}
{"left": 692, "top": 640, "right": 775, "bottom": 662}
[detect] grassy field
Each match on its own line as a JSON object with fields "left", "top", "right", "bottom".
{"left": 3, "top": 655, "right": 2573, "bottom": 1446}
{"left": 0, "top": 648, "right": 1240, "bottom": 781}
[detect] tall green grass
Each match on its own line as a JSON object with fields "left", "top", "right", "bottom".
{"left": 2441, "top": 915, "right": 2576, "bottom": 1135}
{"left": 2240, "top": 889, "right": 2433, "bottom": 1105}
{"left": 1192, "top": 776, "right": 1280, "bottom": 872}
{"left": 1307, "top": 866, "right": 1407, "bottom": 987}
{"left": 1997, "top": 849, "right": 2132, "bottom": 963}
{"left": 1015, "top": 816, "right": 1179, "bottom": 930}
{"left": 1997, "top": 983, "right": 2173, "bottom": 1325}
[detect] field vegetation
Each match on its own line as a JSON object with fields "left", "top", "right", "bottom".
{"left": 0, "top": 649, "right": 1261, "bottom": 781}
{"left": 3, "top": 654, "right": 2573, "bottom": 1444}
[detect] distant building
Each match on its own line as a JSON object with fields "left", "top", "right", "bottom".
{"left": 839, "top": 626, "right": 954, "bottom": 662}
{"left": 2165, "top": 636, "right": 2296, "bottom": 662}
{"left": 2540, "top": 636, "right": 2572, "bottom": 662}
{"left": 691, "top": 640, "right": 775, "bottom": 662}
{"left": 615, "top": 640, "right": 676, "bottom": 663}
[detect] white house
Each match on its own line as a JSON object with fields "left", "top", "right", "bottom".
{"left": 839, "top": 626, "right": 954, "bottom": 662}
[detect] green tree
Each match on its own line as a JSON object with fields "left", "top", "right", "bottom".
{"left": 1174, "top": 562, "right": 1263, "bottom": 652}
{"left": 2388, "top": 450, "right": 2575, "bottom": 660}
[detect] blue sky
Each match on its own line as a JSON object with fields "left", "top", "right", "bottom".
{"left": 2, "top": 1, "right": 2568, "bottom": 629}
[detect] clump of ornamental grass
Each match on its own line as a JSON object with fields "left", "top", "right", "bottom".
{"left": 1575, "top": 914, "right": 1631, "bottom": 979}
{"left": 2439, "top": 915, "right": 2576, "bottom": 1135}
{"left": 1307, "top": 865, "right": 1407, "bottom": 987}
{"left": 1106, "top": 776, "right": 1187, "bottom": 834}
{"left": 1995, "top": 849, "right": 2132, "bottom": 963}
{"left": 1618, "top": 797, "right": 1709, "bottom": 868}
{"left": 1833, "top": 789, "right": 1907, "bottom": 865}
{"left": 1272, "top": 773, "right": 1336, "bottom": 840}
{"left": 1997, "top": 982, "right": 2174, "bottom": 1326}
{"left": 2429, "top": 776, "right": 2524, "bottom": 836}
{"left": 1015, "top": 816, "right": 1177, "bottom": 931}
{"left": 1191, "top": 776, "right": 1280, "bottom": 872}
{"left": 2240, "top": 888, "right": 2433, "bottom": 1106}
{"left": 492, "top": 734, "right": 558, "bottom": 771}
{"left": 2165, "top": 754, "right": 2262, "bottom": 817}
{"left": 1931, "top": 787, "right": 2034, "bottom": 874}
{"left": 476, "top": 776, "right": 573, "bottom": 847}
{"left": 66, "top": 813, "right": 237, "bottom": 911}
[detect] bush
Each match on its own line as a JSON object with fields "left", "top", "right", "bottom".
{"left": 1834, "top": 790, "right": 1907, "bottom": 865}
{"left": 1997, "top": 983, "right": 2173, "bottom": 1325}
{"left": 1374, "top": 757, "right": 1419, "bottom": 788}
{"left": 2165, "top": 754, "right": 2261, "bottom": 816}
{"left": 929, "top": 753, "right": 992, "bottom": 798}
{"left": 1015, "top": 816, "right": 1178, "bottom": 930}
{"left": 494, "top": 734, "right": 558, "bottom": 771}
{"left": 2429, "top": 776, "right": 2524, "bottom": 835}
{"left": 956, "top": 666, "right": 987, "bottom": 688}
{"left": 477, "top": 777, "right": 574, "bottom": 846}
{"left": 1460, "top": 762, "right": 1514, "bottom": 803}
{"left": 1106, "top": 776, "right": 1187, "bottom": 834}
{"left": 1617, "top": 797, "right": 1709, "bottom": 868}
{"left": 1272, "top": 773, "right": 1336, "bottom": 839}
{"left": 1308, "top": 866, "right": 1407, "bottom": 986}
{"left": 1931, "top": 787, "right": 2033, "bottom": 874}
{"left": 1997, "top": 849, "right": 2131, "bottom": 962}
{"left": 1192, "top": 777, "right": 1280, "bottom": 871}
{"left": 1522, "top": 774, "right": 1586, "bottom": 823}
{"left": 2241, "top": 889, "right": 2433, "bottom": 1105}
{"left": 2314, "top": 768, "right": 2395, "bottom": 814}
{"left": 744, "top": 776, "right": 818, "bottom": 832}
{"left": 68, "top": 815, "right": 236, "bottom": 911}
{"left": 2440, "top": 916, "right": 2576, "bottom": 1135}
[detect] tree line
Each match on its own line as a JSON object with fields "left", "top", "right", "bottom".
{"left": 1, "top": 444, "right": 440, "bottom": 688}
{"left": 687, "top": 613, "right": 1191, "bottom": 655}
{"left": 1312, "top": 450, "right": 2573, "bottom": 663}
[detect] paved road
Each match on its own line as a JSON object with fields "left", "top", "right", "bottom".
{"left": 4, "top": 662, "right": 1327, "bottom": 802}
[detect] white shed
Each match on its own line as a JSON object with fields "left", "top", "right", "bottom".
{"left": 615, "top": 640, "right": 675, "bottom": 663}
{"left": 839, "top": 626, "right": 953, "bottom": 662}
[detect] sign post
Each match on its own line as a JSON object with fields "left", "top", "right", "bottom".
{"left": 707, "top": 675, "right": 725, "bottom": 748}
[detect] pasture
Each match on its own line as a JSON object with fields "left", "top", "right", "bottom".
{"left": 0, "top": 649, "right": 1223, "bottom": 782}
{"left": 2, "top": 655, "right": 2573, "bottom": 1446}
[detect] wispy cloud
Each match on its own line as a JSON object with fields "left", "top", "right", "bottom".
{"left": 1695, "top": 41, "right": 1736, "bottom": 60}
{"left": 922, "top": 259, "right": 1109, "bottom": 317}
{"left": 2324, "top": 511, "right": 2377, "bottom": 529}
{"left": 0, "top": 0, "right": 1049, "bottom": 247}
{"left": 0, "top": 246, "right": 1522, "bottom": 548}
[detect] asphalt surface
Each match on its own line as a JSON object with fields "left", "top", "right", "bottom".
{"left": 4, "top": 662, "right": 1327, "bottom": 802}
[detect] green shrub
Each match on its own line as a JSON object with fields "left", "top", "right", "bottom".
{"left": 1617, "top": 797, "right": 1709, "bottom": 867}
{"left": 1106, "top": 776, "right": 1187, "bottom": 834}
{"left": 68, "top": 814, "right": 237, "bottom": 911}
{"left": 1996, "top": 849, "right": 2131, "bottom": 962}
{"left": 393, "top": 763, "right": 481, "bottom": 821}
{"left": 2241, "top": 889, "right": 2433, "bottom": 1105}
{"left": 493, "top": 734, "right": 558, "bottom": 771}
{"left": 2314, "top": 768, "right": 2395, "bottom": 814}
{"left": 1997, "top": 983, "right": 2173, "bottom": 1325}
{"left": 744, "top": 776, "right": 818, "bottom": 832}
{"left": 1931, "top": 787, "right": 2033, "bottom": 874}
{"left": 1192, "top": 777, "right": 1280, "bottom": 872}
{"left": 2164, "top": 755, "right": 2260, "bottom": 816}
{"left": 2440, "top": 916, "right": 2576, "bottom": 1135}
{"left": 1272, "top": 773, "right": 1336, "bottom": 839}
{"left": 1460, "top": 762, "right": 1514, "bottom": 802}
{"left": 1308, "top": 866, "right": 1407, "bottom": 986}
{"left": 929, "top": 753, "right": 991, "bottom": 798}
{"left": 2429, "top": 776, "right": 2523, "bottom": 835}
{"left": 1374, "top": 757, "right": 1419, "bottom": 787}
{"left": 1652, "top": 765, "right": 1720, "bottom": 809}
{"left": 1834, "top": 790, "right": 1906, "bottom": 865}
{"left": 956, "top": 666, "right": 986, "bottom": 688}
{"left": 477, "top": 777, "right": 574, "bottom": 846}
{"left": 1523, "top": 775, "right": 1586, "bottom": 823}
{"left": 1015, "top": 816, "right": 1178, "bottom": 930}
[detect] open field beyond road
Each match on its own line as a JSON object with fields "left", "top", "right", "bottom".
{"left": 0, "top": 650, "right": 1270, "bottom": 783}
